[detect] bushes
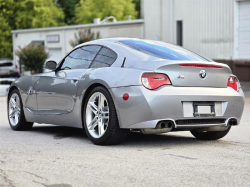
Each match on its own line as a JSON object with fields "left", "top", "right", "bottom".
{"left": 15, "top": 44, "right": 49, "bottom": 74}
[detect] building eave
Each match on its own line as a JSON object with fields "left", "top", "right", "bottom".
{"left": 11, "top": 19, "right": 144, "bottom": 34}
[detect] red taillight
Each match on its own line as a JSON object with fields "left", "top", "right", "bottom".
{"left": 179, "top": 64, "right": 223, "bottom": 69}
{"left": 141, "top": 73, "right": 171, "bottom": 90}
{"left": 227, "top": 76, "right": 239, "bottom": 92}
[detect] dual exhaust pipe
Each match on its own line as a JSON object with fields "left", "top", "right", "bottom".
{"left": 141, "top": 118, "right": 237, "bottom": 134}
{"left": 141, "top": 120, "right": 174, "bottom": 134}
{"left": 228, "top": 119, "right": 237, "bottom": 126}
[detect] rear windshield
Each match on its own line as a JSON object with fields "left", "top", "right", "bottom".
{"left": 0, "top": 80, "right": 13, "bottom": 85}
{"left": 119, "top": 40, "right": 209, "bottom": 61}
{"left": 0, "top": 62, "right": 13, "bottom": 67}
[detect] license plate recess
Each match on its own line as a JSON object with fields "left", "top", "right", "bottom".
{"left": 193, "top": 102, "right": 215, "bottom": 117}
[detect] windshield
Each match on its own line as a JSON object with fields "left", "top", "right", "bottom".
{"left": 118, "top": 40, "right": 209, "bottom": 61}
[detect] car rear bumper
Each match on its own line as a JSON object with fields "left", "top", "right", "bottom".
{"left": 110, "top": 85, "right": 245, "bottom": 130}
{"left": 0, "top": 71, "right": 20, "bottom": 78}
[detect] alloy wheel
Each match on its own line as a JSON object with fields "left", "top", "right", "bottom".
{"left": 9, "top": 93, "right": 21, "bottom": 126}
{"left": 86, "top": 92, "right": 109, "bottom": 138}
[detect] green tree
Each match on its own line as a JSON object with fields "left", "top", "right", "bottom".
{"left": 15, "top": 0, "right": 64, "bottom": 29}
{"left": 133, "top": 0, "right": 141, "bottom": 18}
{"left": 57, "top": 0, "right": 80, "bottom": 25}
{"left": 0, "top": 0, "right": 65, "bottom": 58}
{"left": 74, "top": 0, "right": 138, "bottom": 24}
{"left": 0, "top": 17, "right": 12, "bottom": 58}
{"left": 15, "top": 44, "right": 50, "bottom": 74}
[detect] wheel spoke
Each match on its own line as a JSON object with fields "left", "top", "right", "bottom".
{"left": 102, "top": 116, "right": 109, "bottom": 119}
{"left": 16, "top": 106, "right": 20, "bottom": 112}
{"left": 10, "top": 98, "right": 15, "bottom": 108}
{"left": 14, "top": 113, "right": 19, "bottom": 124}
{"left": 102, "top": 109, "right": 109, "bottom": 114}
{"left": 88, "top": 116, "right": 98, "bottom": 130}
{"left": 9, "top": 110, "right": 15, "bottom": 118}
{"left": 16, "top": 96, "right": 20, "bottom": 109}
{"left": 98, "top": 121, "right": 105, "bottom": 136}
{"left": 88, "top": 102, "right": 98, "bottom": 115}
{"left": 102, "top": 106, "right": 109, "bottom": 120}
{"left": 98, "top": 94, "right": 105, "bottom": 110}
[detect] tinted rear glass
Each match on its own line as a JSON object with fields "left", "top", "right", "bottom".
{"left": 90, "top": 47, "right": 117, "bottom": 68}
{"left": 119, "top": 40, "right": 209, "bottom": 61}
{"left": 0, "top": 80, "right": 13, "bottom": 85}
{"left": 0, "top": 62, "right": 13, "bottom": 67}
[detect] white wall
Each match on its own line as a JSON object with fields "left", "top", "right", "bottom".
{"left": 142, "top": 0, "right": 234, "bottom": 60}
{"left": 234, "top": 0, "right": 250, "bottom": 59}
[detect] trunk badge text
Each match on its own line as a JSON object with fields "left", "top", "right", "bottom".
{"left": 199, "top": 70, "right": 206, "bottom": 79}
{"left": 177, "top": 75, "right": 185, "bottom": 79}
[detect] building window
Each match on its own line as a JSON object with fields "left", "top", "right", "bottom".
{"left": 177, "top": 21, "right": 183, "bottom": 46}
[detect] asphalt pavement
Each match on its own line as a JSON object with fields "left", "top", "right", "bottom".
{"left": 0, "top": 86, "right": 250, "bottom": 187}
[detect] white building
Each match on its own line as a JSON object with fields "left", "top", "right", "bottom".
{"left": 234, "top": 0, "right": 250, "bottom": 59}
{"left": 141, "top": 0, "right": 250, "bottom": 60}
{"left": 12, "top": 20, "right": 144, "bottom": 64}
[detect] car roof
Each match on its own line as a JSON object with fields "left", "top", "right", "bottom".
{"left": 76, "top": 37, "right": 158, "bottom": 47}
{"left": 85, "top": 37, "right": 161, "bottom": 44}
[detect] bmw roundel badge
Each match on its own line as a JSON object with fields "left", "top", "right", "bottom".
{"left": 199, "top": 70, "right": 206, "bottom": 79}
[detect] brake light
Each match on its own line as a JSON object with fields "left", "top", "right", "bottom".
{"left": 227, "top": 76, "right": 239, "bottom": 92}
{"left": 141, "top": 73, "right": 171, "bottom": 90}
{"left": 179, "top": 64, "right": 223, "bottom": 69}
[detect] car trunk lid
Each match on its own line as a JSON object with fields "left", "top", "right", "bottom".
{"left": 155, "top": 61, "right": 232, "bottom": 88}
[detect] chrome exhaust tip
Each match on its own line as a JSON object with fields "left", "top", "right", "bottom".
{"left": 141, "top": 120, "right": 174, "bottom": 134}
{"left": 228, "top": 119, "right": 238, "bottom": 126}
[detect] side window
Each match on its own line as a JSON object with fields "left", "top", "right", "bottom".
{"left": 90, "top": 47, "right": 117, "bottom": 68}
{"left": 61, "top": 45, "right": 101, "bottom": 70}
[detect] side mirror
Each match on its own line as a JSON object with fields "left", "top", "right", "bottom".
{"left": 45, "top": 60, "right": 57, "bottom": 71}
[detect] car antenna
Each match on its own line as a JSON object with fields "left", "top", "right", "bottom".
{"left": 121, "top": 57, "right": 126, "bottom": 68}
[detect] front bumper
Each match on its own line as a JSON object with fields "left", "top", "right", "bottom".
{"left": 110, "top": 85, "right": 245, "bottom": 130}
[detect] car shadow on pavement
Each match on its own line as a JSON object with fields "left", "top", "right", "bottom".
{"left": 31, "top": 125, "right": 87, "bottom": 140}
{"left": 124, "top": 131, "right": 200, "bottom": 147}
{"left": 29, "top": 125, "right": 224, "bottom": 147}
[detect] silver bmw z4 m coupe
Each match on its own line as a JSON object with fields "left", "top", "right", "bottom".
{"left": 7, "top": 38, "right": 245, "bottom": 145}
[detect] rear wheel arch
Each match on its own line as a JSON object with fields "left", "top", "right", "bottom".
{"left": 81, "top": 83, "right": 119, "bottom": 126}
{"left": 81, "top": 83, "right": 106, "bottom": 112}
{"left": 81, "top": 85, "right": 128, "bottom": 145}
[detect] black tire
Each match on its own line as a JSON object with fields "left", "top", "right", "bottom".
{"left": 8, "top": 89, "right": 33, "bottom": 131}
{"left": 190, "top": 126, "right": 231, "bottom": 140}
{"left": 83, "top": 86, "right": 129, "bottom": 145}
